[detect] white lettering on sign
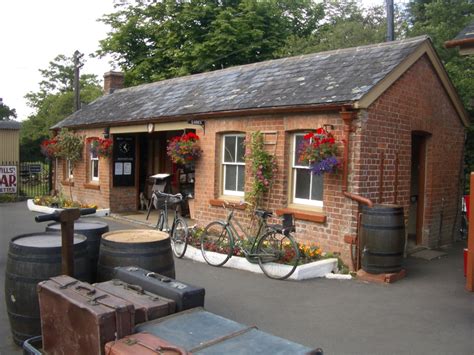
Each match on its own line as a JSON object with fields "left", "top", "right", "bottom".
{"left": 0, "top": 166, "right": 17, "bottom": 193}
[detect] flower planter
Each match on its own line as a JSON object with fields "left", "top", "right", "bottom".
{"left": 27, "top": 199, "right": 110, "bottom": 217}
{"left": 184, "top": 245, "right": 346, "bottom": 280}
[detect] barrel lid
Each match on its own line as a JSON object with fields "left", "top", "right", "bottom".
{"left": 47, "top": 220, "right": 108, "bottom": 230}
{"left": 12, "top": 233, "right": 87, "bottom": 247}
{"left": 103, "top": 230, "right": 169, "bottom": 243}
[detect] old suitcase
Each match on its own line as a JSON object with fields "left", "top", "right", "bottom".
{"left": 114, "top": 266, "right": 205, "bottom": 311}
{"left": 94, "top": 279, "right": 176, "bottom": 324}
{"left": 37, "top": 275, "right": 134, "bottom": 355}
{"left": 136, "top": 308, "right": 314, "bottom": 354}
{"left": 104, "top": 332, "right": 190, "bottom": 355}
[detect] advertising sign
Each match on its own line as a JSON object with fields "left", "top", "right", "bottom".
{"left": 0, "top": 166, "right": 17, "bottom": 193}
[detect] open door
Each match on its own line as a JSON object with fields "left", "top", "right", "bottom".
{"left": 408, "top": 133, "right": 428, "bottom": 247}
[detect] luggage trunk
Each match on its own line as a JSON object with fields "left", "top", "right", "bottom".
{"left": 37, "top": 275, "right": 134, "bottom": 355}
{"left": 135, "top": 308, "right": 313, "bottom": 354}
{"left": 113, "top": 266, "right": 205, "bottom": 312}
{"left": 104, "top": 332, "right": 190, "bottom": 355}
{"left": 94, "top": 279, "right": 176, "bottom": 324}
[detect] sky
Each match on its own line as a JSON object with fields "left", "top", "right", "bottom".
{"left": 0, "top": 0, "right": 392, "bottom": 121}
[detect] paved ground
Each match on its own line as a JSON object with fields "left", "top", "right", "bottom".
{"left": 1, "top": 201, "right": 472, "bottom": 354}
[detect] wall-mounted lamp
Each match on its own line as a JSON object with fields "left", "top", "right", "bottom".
{"left": 103, "top": 127, "right": 110, "bottom": 139}
{"left": 323, "top": 124, "right": 334, "bottom": 131}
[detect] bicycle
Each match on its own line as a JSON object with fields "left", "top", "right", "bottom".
{"left": 154, "top": 191, "right": 189, "bottom": 258}
{"left": 200, "top": 201, "right": 300, "bottom": 280}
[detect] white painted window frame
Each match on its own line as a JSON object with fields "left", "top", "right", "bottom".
{"left": 222, "top": 134, "right": 245, "bottom": 197}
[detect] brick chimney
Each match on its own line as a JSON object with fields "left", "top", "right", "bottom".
{"left": 103, "top": 71, "right": 124, "bottom": 94}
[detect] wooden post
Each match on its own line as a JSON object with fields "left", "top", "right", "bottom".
{"left": 467, "top": 173, "right": 474, "bottom": 291}
{"left": 59, "top": 208, "right": 81, "bottom": 276}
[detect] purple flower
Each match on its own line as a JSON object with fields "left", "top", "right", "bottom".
{"left": 311, "top": 156, "right": 339, "bottom": 175}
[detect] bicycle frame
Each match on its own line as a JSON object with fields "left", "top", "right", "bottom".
{"left": 222, "top": 206, "right": 268, "bottom": 261}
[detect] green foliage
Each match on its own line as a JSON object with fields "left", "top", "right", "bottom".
{"left": 277, "top": 0, "right": 387, "bottom": 56}
{"left": 96, "top": 0, "right": 324, "bottom": 85}
{"left": 0, "top": 194, "right": 19, "bottom": 203}
{"left": 20, "top": 54, "right": 102, "bottom": 161}
{"left": 244, "top": 131, "right": 277, "bottom": 209}
{"left": 56, "top": 129, "right": 84, "bottom": 164}
{"left": 0, "top": 100, "right": 17, "bottom": 120}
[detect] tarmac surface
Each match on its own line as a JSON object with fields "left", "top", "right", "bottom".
{"left": 0, "top": 201, "right": 472, "bottom": 354}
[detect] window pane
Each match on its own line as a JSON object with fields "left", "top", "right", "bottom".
{"left": 294, "top": 135, "right": 304, "bottom": 164}
{"left": 237, "top": 165, "right": 245, "bottom": 192}
{"left": 92, "top": 160, "right": 99, "bottom": 179}
{"left": 224, "top": 165, "right": 237, "bottom": 191}
{"left": 91, "top": 150, "right": 98, "bottom": 159}
{"left": 294, "top": 168, "right": 310, "bottom": 199}
{"left": 311, "top": 174, "right": 323, "bottom": 201}
{"left": 224, "top": 136, "right": 236, "bottom": 162}
{"left": 236, "top": 136, "right": 245, "bottom": 163}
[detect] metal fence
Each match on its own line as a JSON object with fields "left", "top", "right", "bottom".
{"left": 1, "top": 160, "right": 52, "bottom": 198}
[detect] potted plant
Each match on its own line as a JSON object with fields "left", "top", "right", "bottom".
{"left": 86, "top": 137, "right": 113, "bottom": 158}
{"left": 166, "top": 132, "right": 202, "bottom": 165}
{"left": 297, "top": 127, "right": 340, "bottom": 175}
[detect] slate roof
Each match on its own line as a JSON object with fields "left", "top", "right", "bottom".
{"left": 55, "top": 36, "right": 430, "bottom": 129}
{"left": 453, "top": 21, "right": 474, "bottom": 41}
{"left": 0, "top": 120, "right": 21, "bottom": 130}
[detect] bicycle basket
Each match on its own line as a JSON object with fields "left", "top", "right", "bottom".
{"left": 153, "top": 195, "right": 181, "bottom": 210}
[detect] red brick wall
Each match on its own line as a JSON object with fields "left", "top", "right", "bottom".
{"left": 360, "top": 55, "right": 465, "bottom": 248}
{"left": 56, "top": 128, "right": 112, "bottom": 210}
{"left": 193, "top": 112, "right": 357, "bottom": 265}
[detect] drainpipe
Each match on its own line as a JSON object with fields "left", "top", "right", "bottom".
{"left": 340, "top": 110, "right": 374, "bottom": 207}
{"left": 340, "top": 110, "right": 373, "bottom": 271}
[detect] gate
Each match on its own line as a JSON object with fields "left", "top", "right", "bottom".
{"left": 1, "top": 161, "right": 52, "bottom": 198}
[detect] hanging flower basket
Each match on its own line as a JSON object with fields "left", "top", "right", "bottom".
{"left": 297, "top": 128, "right": 341, "bottom": 175}
{"left": 40, "top": 137, "right": 60, "bottom": 159}
{"left": 86, "top": 137, "right": 113, "bottom": 158}
{"left": 166, "top": 132, "right": 202, "bottom": 165}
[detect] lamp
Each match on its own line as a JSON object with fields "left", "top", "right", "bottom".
{"left": 103, "top": 127, "right": 110, "bottom": 139}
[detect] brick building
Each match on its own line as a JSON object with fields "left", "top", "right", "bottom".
{"left": 53, "top": 36, "right": 468, "bottom": 269}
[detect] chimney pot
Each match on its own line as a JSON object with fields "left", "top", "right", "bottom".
{"left": 103, "top": 71, "right": 124, "bottom": 94}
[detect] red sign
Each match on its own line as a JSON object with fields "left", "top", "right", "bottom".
{"left": 0, "top": 166, "right": 17, "bottom": 193}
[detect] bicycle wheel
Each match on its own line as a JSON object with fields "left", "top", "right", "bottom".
{"left": 171, "top": 217, "right": 188, "bottom": 258}
{"left": 257, "top": 230, "right": 299, "bottom": 280}
{"left": 200, "top": 221, "right": 233, "bottom": 267}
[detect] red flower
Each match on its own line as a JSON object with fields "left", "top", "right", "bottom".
{"left": 303, "top": 132, "right": 314, "bottom": 140}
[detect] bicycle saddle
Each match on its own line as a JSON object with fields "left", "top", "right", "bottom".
{"left": 255, "top": 209, "right": 273, "bottom": 219}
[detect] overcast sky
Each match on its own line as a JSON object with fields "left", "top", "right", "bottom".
{"left": 0, "top": 0, "right": 391, "bottom": 121}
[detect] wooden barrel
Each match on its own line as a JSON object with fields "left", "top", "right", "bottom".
{"left": 4, "top": 232, "right": 90, "bottom": 345}
{"left": 46, "top": 220, "right": 109, "bottom": 282}
{"left": 360, "top": 204, "right": 405, "bottom": 274}
{"left": 97, "top": 230, "right": 175, "bottom": 282}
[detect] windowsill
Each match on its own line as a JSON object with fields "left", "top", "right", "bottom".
{"left": 275, "top": 207, "right": 326, "bottom": 223}
{"left": 84, "top": 182, "right": 100, "bottom": 191}
{"left": 209, "top": 198, "right": 246, "bottom": 210}
{"left": 62, "top": 180, "right": 74, "bottom": 187}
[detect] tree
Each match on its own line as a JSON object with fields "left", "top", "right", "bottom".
{"left": 20, "top": 54, "right": 102, "bottom": 161}
{"left": 277, "top": 0, "right": 389, "bottom": 57}
{"left": 0, "top": 99, "right": 17, "bottom": 120}
{"left": 96, "top": 0, "right": 324, "bottom": 85}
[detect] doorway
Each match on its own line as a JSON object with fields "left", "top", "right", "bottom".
{"left": 408, "top": 133, "right": 428, "bottom": 247}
